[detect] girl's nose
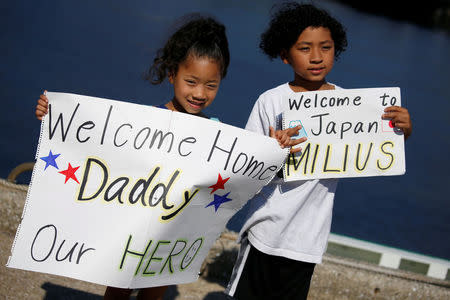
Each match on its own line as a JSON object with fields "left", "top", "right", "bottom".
{"left": 193, "top": 86, "right": 207, "bottom": 100}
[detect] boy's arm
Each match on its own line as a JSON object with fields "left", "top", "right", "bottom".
{"left": 245, "top": 98, "right": 273, "bottom": 136}
{"left": 245, "top": 96, "right": 307, "bottom": 153}
{"left": 382, "top": 106, "right": 412, "bottom": 140}
{"left": 270, "top": 126, "right": 307, "bottom": 154}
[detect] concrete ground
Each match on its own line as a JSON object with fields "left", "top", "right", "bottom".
{"left": 1, "top": 179, "right": 449, "bottom": 299}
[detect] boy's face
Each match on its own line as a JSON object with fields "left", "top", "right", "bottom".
{"left": 282, "top": 26, "right": 335, "bottom": 84}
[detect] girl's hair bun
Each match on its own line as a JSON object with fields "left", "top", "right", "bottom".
{"left": 147, "top": 14, "right": 230, "bottom": 84}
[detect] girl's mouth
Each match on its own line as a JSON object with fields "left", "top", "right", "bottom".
{"left": 187, "top": 99, "right": 205, "bottom": 109}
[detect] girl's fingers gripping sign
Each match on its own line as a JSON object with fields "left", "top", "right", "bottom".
{"left": 270, "top": 125, "right": 307, "bottom": 154}
{"left": 35, "top": 91, "right": 49, "bottom": 121}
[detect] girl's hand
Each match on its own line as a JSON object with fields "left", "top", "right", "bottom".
{"left": 382, "top": 106, "right": 412, "bottom": 140}
{"left": 35, "top": 91, "right": 48, "bottom": 121}
{"left": 269, "top": 125, "right": 307, "bottom": 154}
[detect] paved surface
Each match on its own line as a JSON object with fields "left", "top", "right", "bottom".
{"left": 1, "top": 179, "right": 449, "bottom": 299}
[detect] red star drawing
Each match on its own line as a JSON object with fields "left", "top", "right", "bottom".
{"left": 208, "top": 173, "right": 230, "bottom": 194}
{"left": 59, "top": 163, "right": 80, "bottom": 184}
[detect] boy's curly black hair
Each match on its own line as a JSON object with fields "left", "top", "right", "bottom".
{"left": 147, "top": 15, "right": 230, "bottom": 84}
{"left": 260, "top": 2, "right": 347, "bottom": 60}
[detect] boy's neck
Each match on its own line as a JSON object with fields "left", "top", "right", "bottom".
{"left": 288, "top": 78, "right": 334, "bottom": 93}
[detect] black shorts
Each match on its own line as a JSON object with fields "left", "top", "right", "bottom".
{"left": 227, "top": 240, "right": 315, "bottom": 300}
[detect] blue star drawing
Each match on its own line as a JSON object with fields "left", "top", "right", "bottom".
{"left": 40, "top": 150, "right": 60, "bottom": 170}
{"left": 205, "top": 192, "right": 232, "bottom": 212}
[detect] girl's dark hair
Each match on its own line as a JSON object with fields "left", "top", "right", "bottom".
{"left": 147, "top": 15, "right": 230, "bottom": 84}
{"left": 260, "top": 3, "right": 347, "bottom": 60}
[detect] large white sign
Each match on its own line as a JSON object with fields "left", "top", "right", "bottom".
{"left": 7, "top": 92, "right": 288, "bottom": 288}
{"left": 283, "top": 87, "right": 405, "bottom": 181}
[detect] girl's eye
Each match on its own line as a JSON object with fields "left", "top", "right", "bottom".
{"left": 207, "top": 84, "right": 218, "bottom": 89}
{"left": 185, "top": 80, "right": 196, "bottom": 85}
{"left": 299, "top": 47, "right": 309, "bottom": 51}
{"left": 322, "top": 46, "right": 332, "bottom": 50}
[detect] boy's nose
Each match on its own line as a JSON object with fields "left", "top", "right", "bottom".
{"left": 310, "top": 48, "right": 323, "bottom": 63}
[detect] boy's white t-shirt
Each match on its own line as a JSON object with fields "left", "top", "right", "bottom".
{"left": 241, "top": 82, "right": 340, "bottom": 264}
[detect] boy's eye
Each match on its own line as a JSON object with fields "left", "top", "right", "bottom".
{"left": 185, "top": 80, "right": 196, "bottom": 85}
{"left": 299, "top": 47, "right": 309, "bottom": 51}
{"left": 207, "top": 84, "right": 218, "bottom": 89}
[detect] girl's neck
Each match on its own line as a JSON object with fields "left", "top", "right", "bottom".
{"left": 288, "top": 77, "right": 334, "bottom": 93}
{"left": 165, "top": 99, "right": 183, "bottom": 112}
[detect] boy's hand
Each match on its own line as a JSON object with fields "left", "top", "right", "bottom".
{"left": 269, "top": 125, "right": 307, "bottom": 154}
{"left": 35, "top": 91, "right": 49, "bottom": 121}
{"left": 382, "top": 106, "right": 412, "bottom": 140}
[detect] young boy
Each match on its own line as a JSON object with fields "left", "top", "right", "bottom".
{"left": 225, "top": 3, "right": 412, "bottom": 299}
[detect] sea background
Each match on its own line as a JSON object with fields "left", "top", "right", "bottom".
{"left": 1, "top": 0, "right": 449, "bottom": 260}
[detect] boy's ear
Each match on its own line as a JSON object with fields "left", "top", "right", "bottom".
{"left": 280, "top": 49, "right": 290, "bottom": 65}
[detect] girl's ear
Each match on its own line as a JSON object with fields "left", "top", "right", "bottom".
{"left": 168, "top": 69, "right": 177, "bottom": 84}
{"left": 280, "top": 49, "right": 290, "bottom": 65}
{"left": 168, "top": 72, "right": 174, "bottom": 84}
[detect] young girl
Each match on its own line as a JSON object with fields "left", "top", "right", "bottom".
{"left": 225, "top": 3, "right": 412, "bottom": 300}
{"left": 35, "top": 15, "right": 230, "bottom": 300}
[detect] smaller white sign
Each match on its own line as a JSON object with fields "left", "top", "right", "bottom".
{"left": 282, "top": 87, "right": 405, "bottom": 181}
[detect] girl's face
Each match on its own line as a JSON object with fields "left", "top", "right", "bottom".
{"left": 282, "top": 26, "right": 335, "bottom": 86}
{"left": 168, "top": 55, "right": 221, "bottom": 115}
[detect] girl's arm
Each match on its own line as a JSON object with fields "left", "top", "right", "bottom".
{"left": 382, "top": 106, "right": 412, "bottom": 140}
{"left": 269, "top": 125, "right": 307, "bottom": 154}
{"left": 35, "top": 91, "right": 48, "bottom": 121}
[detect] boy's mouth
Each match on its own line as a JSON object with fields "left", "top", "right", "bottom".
{"left": 309, "top": 67, "right": 325, "bottom": 75}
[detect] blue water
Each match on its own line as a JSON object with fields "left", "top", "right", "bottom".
{"left": 1, "top": 0, "right": 449, "bottom": 260}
